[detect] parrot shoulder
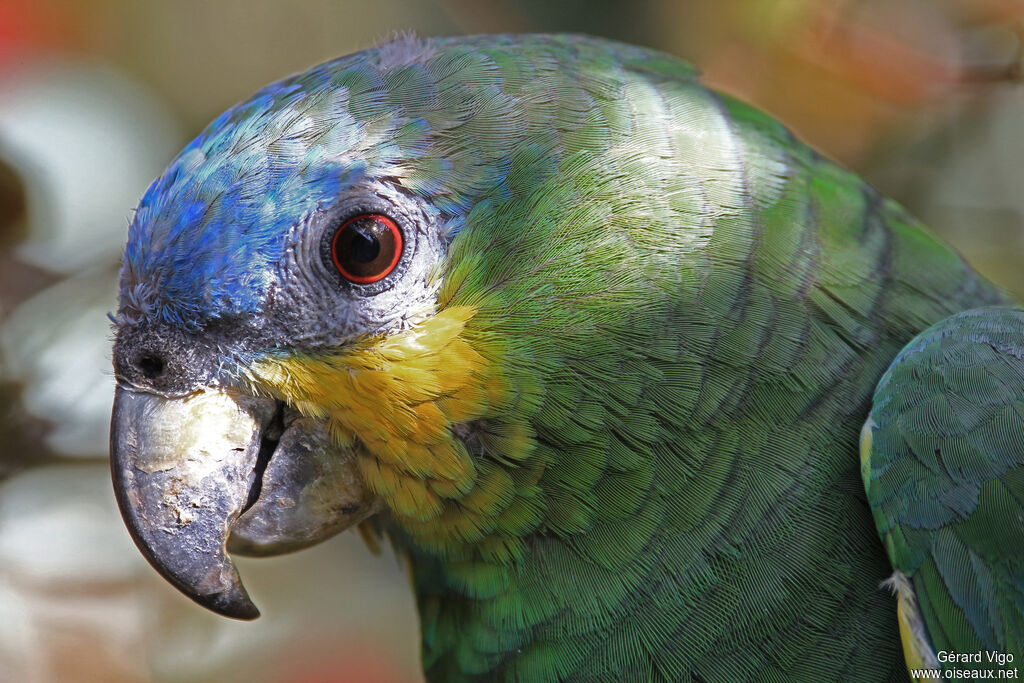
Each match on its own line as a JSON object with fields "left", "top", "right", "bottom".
{"left": 861, "top": 306, "right": 1024, "bottom": 675}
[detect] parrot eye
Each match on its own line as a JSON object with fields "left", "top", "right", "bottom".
{"left": 330, "top": 214, "right": 403, "bottom": 284}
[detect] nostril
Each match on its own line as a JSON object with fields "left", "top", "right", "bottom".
{"left": 137, "top": 353, "right": 165, "bottom": 380}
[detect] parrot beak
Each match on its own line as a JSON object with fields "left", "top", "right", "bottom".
{"left": 110, "top": 384, "right": 378, "bottom": 620}
{"left": 226, "top": 412, "right": 381, "bottom": 557}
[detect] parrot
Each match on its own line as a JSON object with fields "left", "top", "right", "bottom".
{"left": 108, "top": 33, "right": 1024, "bottom": 681}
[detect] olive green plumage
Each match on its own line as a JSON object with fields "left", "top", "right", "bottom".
{"left": 369, "top": 36, "right": 1012, "bottom": 681}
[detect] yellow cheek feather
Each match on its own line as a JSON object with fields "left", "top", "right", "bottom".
{"left": 248, "top": 305, "right": 511, "bottom": 532}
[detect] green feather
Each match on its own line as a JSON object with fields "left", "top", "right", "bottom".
{"left": 864, "top": 307, "right": 1024, "bottom": 670}
{"left": 300, "top": 34, "right": 1016, "bottom": 680}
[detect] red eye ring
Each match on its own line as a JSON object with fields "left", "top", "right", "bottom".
{"left": 330, "top": 213, "right": 403, "bottom": 284}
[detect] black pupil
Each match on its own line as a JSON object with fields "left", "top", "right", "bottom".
{"left": 349, "top": 225, "right": 380, "bottom": 263}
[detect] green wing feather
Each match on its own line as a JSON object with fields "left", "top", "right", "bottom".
{"left": 863, "top": 306, "right": 1024, "bottom": 669}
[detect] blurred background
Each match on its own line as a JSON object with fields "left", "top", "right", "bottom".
{"left": 0, "top": 0, "right": 1021, "bottom": 681}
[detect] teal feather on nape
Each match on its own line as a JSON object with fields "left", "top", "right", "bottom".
{"left": 863, "top": 306, "right": 1024, "bottom": 668}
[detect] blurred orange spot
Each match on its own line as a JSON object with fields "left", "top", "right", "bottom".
{"left": 798, "top": 5, "right": 958, "bottom": 105}
{"left": 0, "top": 0, "right": 76, "bottom": 67}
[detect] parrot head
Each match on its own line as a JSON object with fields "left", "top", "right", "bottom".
{"left": 111, "top": 33, "right": 686, "bottom": 619}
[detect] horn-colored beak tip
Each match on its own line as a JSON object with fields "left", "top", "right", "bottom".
{"left": 198, "top": 585, "right": 261, "bottom": 621}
